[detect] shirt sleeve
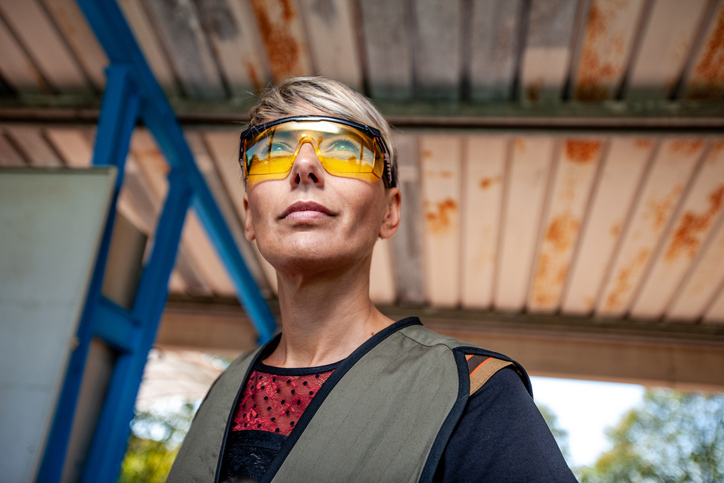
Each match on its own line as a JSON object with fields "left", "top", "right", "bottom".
{"left": 434, "top": 367, "right": 578, "bottom": 482}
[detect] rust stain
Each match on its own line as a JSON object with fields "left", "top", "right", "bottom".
{"left": 250, "top": 0, "right": 302, "bottom": 81}
{"left": 610, "top": 222, "right": 621, "bottom": 238}
{"left": 645, "top": 185, "right": 683, "bottom": 230}
{"left": 546, "top": 212, "right": 581, "bottom": 253}
{"left": 686, "top": 5, "right": 724, "bottom": 100}
{"left": 670, "top": 139, "right": 704, "bottom": 156}
{"left": 532, "top": 212, "right": 580, "bottom": 305}
{"left": 479, "top": 176, "right": 501, "bottom": 190}
{"left": 665, "top": 186, "right": 724, "bottom": 262}
{"left": 440, "top": 171, "right": 453, "bottom": 179}
{"left": 605, "top": 248, "right": 651, "bottom": 310}
{"left": 425, "top": 198, "right": 458, "bottom": 235}
{"left": 635, "top": 139, "right": 652, "bottom": 149}
{"left": 565, "top": 139, "right": 602, "bottom": 164}
{"left": 584, "top": 297, "right": 595, "bottom": 310}
{"left": 514, "top": 138, "right": 526, "bottom": 152}
{"left": 422, "top": 150, "right": 434, "bottom": 159}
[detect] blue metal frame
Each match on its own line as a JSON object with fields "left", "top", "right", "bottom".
{"left": 37, "top": 0, "right": 277, "bottom": 481}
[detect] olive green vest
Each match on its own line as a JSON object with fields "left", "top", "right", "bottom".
{"left": 167, "top": 318, "right": 529, "bottom": 483}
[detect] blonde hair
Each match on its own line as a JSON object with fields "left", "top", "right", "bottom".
{"left": 248, "top": 77, "right": 397, "bottom": 188}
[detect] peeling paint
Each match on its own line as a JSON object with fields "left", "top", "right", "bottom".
{"left": 605, "top": 248, "right": 651, "bottom": 310}
{"left": 425, "top": 198, "right": 458, "bottom": 235}
{"left": 665, "top": 186, "right": 724, "bottom": 261}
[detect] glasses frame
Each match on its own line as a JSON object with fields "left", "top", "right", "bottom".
{"left": 238, "top": 115, "right": 395, "bottom": 187}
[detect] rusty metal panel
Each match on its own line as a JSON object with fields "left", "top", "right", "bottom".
{"left": 421, "top": 135, "right": 463, "bottom": 307}
{"left": 684, "top": 0, "right": 724, "bottom": 100}
{"left": 667, "top": 202, "right": 724, "bottom": 321}
{"left": 0, "top": 131, "right": 28, "bottom": 167}
{"left": 202, "top": 130, "right": 278, "bottom": 294}
{"left": 118, "top": 0, "right": 180, "bottom": 95}
{"left": 359, "top": 0, "right": 413, "bottom": 99}
{"left": 413, "top": 0, "right": 463, "bottom": 100}
{"left": 574, "top": 0, "right": 647, "bottom": 101}
{"left": 45, "top": 128, "right": 94, "bottom": 168}
{"left": 142, "top": 0, "right": 226, "bottom": 99}
{"left": 469, "top": 0, "right": 522, "bottom": 101}
{"left": 195, "top": 0, "right": 269, "bottom": 95}
{"left": 300, "top": 0, "right": 363, "bottom": 90}
{"left": 370, "top": 238, "right": 395, "bottom": 304}
{"left": 461, "top": 136, "right": 507, "bottom": 309}
{"left": 248, "top": 0, "right": 313, "bottom": 82}
{"left": 496, "top": 136, "right": 555, "bottom": 311}
{"left": 626, "top": 0, "right": 708, "bottom": 100}
{"left": 529, "top": 137, "right": 604, "bottom": 312}
{"left": 390, "top": 133, "right": 426, "bottom": 305}
{"left": 6, "top": 126, "right": 64, "bottom": 167}
{"left": 0, "top": 13, "right": 49, "bottom": 93}
{"left": 0, "top": 0, "right": 89, "bottom": 93}
{"left": 596, "top": 138, "right": 705, "bottom": 317}
{"left": 520, "top": 0, "right": 579, "bottom": 102}
{"left": 632, "top": 141, "right": 724, "bottom": 318}
{"left": 562, "top": 136, "right": 652, "bottom": 314}
{"left": 703, "top": 282, "right": 724, "bottom": 323}
{"left": 40, "top": 0, "right": 108, "bottom": 91}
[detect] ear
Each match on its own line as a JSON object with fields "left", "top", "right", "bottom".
{"left": 379, "top": 187, "right": 401, "bottom": 239}
{"left": 243, "top": 193, "right": 256, "bottom": 241}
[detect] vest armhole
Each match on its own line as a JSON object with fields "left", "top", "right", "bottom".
{"left": 465, "top": 354, "right": 513, "bottom": 396}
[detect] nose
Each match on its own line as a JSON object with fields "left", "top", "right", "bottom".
{"left": 289, "top": 142, "right": 325, "bottom": 188}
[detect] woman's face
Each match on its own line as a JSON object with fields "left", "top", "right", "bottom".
{"left": 243, "top": 142, "right": 400, "bottom": 276}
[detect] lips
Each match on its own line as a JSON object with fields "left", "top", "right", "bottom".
{"left": 280, "top": 201, "right": 335, "bottom": 220}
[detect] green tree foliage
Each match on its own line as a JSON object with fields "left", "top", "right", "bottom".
{"left": 118, "top": 401, "right": 197, "bottom": 483}
{"left": 579, "top": 389, "right": 724, "bottom": 483}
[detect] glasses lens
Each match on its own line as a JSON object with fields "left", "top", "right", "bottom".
{"left": 243, "top": 121, "right": 384, "bottom": 181}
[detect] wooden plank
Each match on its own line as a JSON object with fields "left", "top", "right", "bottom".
{"left": 495, "top": 136, "right": 555, "bottom": 311}
{"left": 469, "top": 0, "right": 522, "bottom": 101}
{"left": 0, "top": 0, "right": 89, "bottom": 93}
{"left": 0, "top": 15, "right": 49, "bottom": 94}
{"left": 390, "top": 133, "right": 426, "bottom": 305}
{"left": 142, "top": 0, "right": 226, "bottom": 99}
{"left": 248, "top": 0, "right": 313, "bottom": 82}
{"left": 461, "top": 135, "right": 507, "bottom": 308}
{"left": 299, "top": 0, "right": 362, "bottom": 90}
{"left": 40, "top": 0, "right": 108, "bottom": 90}
{"left": 520, "top": 0, "right": 579, "bottom": 102}
{"left": 185, "top": 130, "right": 271, "bottom": 296}
{"left": 358, "top": 0, "right": 413, "bottom": 99}
{"left": 562, "top": 136, "right": 653, "bottom": 314}
{"left": 117, "top": 0, "right": 179, "bottom": 95}
{"left": 201, "top": 130, "right": 278, "bottom": 294}
{"left": 668, "top": 207, "right": 724, "bottom": 321}
{"left": 412, "top": 0, "right": 463, "bottom": 100}
{"left": 6, "top": 126, "right": 63, "bottom": 167}
{"left": 195, "top": 0, "right": 268, "bottom": 95}
{"left": 45, "top": 128, "right": 93, "bottom": 167}
{"left": 704, "top": 286, "right": 724, "bottom": 323}
{"left": 574, "top": 0, "right": 647, "bottom": 101}
{"left": 0, "top": 132, "right": 28, "bottom": 167}
{"left": 369, "top": 238, "right": 395, "bottom": 304}
{"left": 529, "top": 137, "right": 604, "bottom": 312}
{"left": 596, "top": 138, "right": 705, "bottom": 317}
{"left": 625, "top": 0, "right": 709, "bottom": 100}
{"left": 684, "top": 0, "right": 724, "bottom": 100}
{"left": 420, "top": 135, "right": 463, "bottom": 307}
{"left": 632, "top": 141, "right": 724, "bottom": 318}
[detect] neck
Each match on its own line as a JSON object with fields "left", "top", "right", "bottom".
{"left": 264, "top": 257, "right": 393, "bottom": 368}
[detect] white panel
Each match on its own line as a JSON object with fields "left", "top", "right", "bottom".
{"left": 461, "top": 136, "right": 507, "bottom": 308}
{"left": 420, "top": 136, "right": 463, "bottom": 307}
{"left": 684, "top": 0, "right": 724, "bottom": 100}
{"left": 369, "top": 238, "right": 395, "bottom": 304}
{"left": 0, "top": 132, "right": 27, "bottom": 167}
{"left": 300, "top": 0, "right": 362, "bottom": 89}
{"left": 626, "top": 0, "right": 709, "bottom": 99}
{"left": 0, "top": 169, "right": 116, "bottom": 482}
{"left": 0, "top": 15, "right": 48, "bottom": 93}
{"left": 668, "top": 211, "right": 724, "bottom": 320}
{"left": 704, "top": 287, "right": 724, "bottom": 324}
{"left": 45, "top": 128, "right": 93, "bottom": 167}
{"left": 597, "top": 138, "right": 705, "bottom": 316}
{"left": 562, "top": 137, "right": 652, "bottom": 314}
{"left": 6, "top": 127, "right": 63, "bottom": 167}
{"left": 529, "top": 138, "right": 604, "bottom": 312}
{"left": 496, "top": 136, "right": 555, "bottom": 311}
{"left": 632, "top": 141, "right": 724, "bottom": 318}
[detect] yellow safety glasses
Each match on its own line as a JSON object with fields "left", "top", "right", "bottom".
{"left": 239, "top": 116, "right": 394, "bottom": 186}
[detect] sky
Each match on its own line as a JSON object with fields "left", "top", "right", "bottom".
{"left": 531, "top": 376, "right": 646, "bottom": 468}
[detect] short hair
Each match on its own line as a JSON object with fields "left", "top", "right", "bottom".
{"left": 247, "top": 77, "right": 398, "bottom": 188}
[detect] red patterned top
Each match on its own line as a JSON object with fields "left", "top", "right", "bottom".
{"left": 231, "top": 368, "right": 335, "bottom": 436}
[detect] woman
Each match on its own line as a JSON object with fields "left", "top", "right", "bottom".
{"left": 168, "top": 77, "right": 576, "bottom": 482}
